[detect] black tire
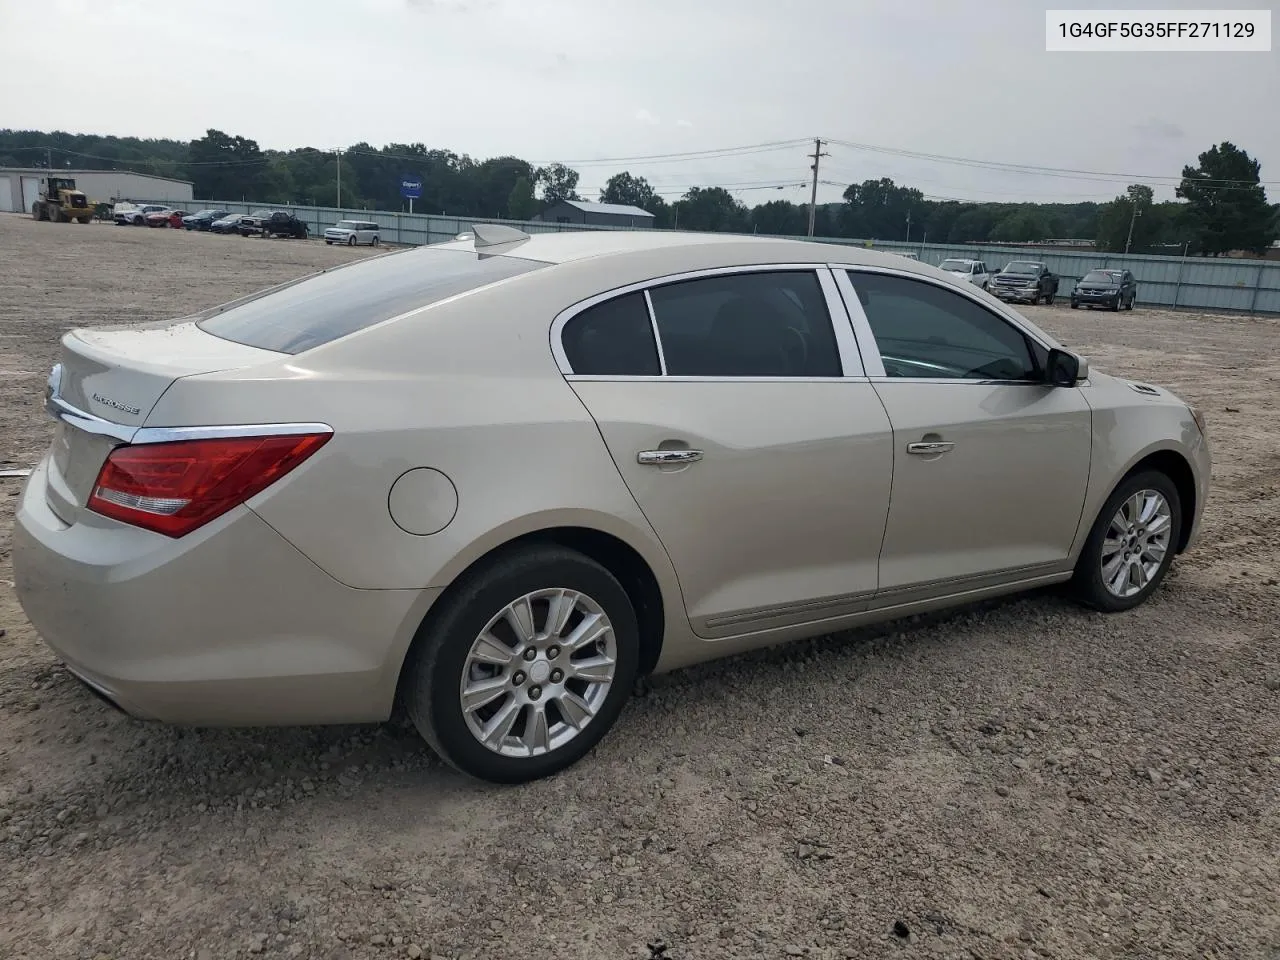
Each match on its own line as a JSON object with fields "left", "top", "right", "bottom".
{"left": 325, "top": 240, "right": 332, "bottom": 245}
{"left": 1070, "top": 300, "right": 1079, "bottom": 309}
{"left": 402, "top": 545, "right": 640, "bottom": 784}
{"left": 372, "top": 236, "right": 380, "bottom": 246}
{"left": 1110, "top": 295, "right": 1122, "bottom": 312}
{"left": 347, "top": 235, "right": 356, "bottom": 246}
{"left": 1069, "top": 469, "right": 1183, "bottom": 613}
{"left": 1045, "top": 291, "right": 1055, "bottom": 305}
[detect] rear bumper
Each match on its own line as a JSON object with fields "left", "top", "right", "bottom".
{"left": 12, "top": 455, "right": 433, "bottom": 727}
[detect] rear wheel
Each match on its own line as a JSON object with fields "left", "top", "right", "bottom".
{"left": 402, "top": 545, "right": 639, "bottom": 784}
{"left": 1069, "top": 470, "right": 1182, "bottom": 613}
{"left": 372, "top": 236, "right": 380, "bottom": 246}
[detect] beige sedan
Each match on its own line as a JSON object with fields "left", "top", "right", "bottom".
{"left": 14, "top": 226, "right": 1210, "bottom": 784}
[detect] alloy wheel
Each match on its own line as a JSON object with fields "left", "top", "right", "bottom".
{"left": 459, "top": 588, "right": 618, "bottom": 758}
{"left": 1100, "top": 489, "right": 1173, "bottom": 598}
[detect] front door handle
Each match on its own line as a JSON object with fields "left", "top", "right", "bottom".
{"left": 906, "top": 441, "right": 955, "bottom": 455}
{"left": 637, "top": 449, "right": 703, "bottom": 465}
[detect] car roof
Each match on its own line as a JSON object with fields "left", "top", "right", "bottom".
{"left": 429, "top": 228, "right": 953, "bottom": 276}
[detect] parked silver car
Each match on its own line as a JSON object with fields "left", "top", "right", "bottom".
{"left": 14, "top": 226, "right": 1210, "bottom": 784}
{"left": 324, "top": 219, "right": 381, "bottom": 246}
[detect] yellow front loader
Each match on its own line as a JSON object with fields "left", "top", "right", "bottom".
{"left": 31, "top": 177, "right": 94, "bottom": 224}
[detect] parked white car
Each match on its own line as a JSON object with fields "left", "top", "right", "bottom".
{"left": 938, "top": 258, "right": 992, "bottom": 290}
{"left": 325, "top": 220, "right": 381, "bottom": 246}
{"left": 114, "top": 203, "right": 170, "bottom": 226}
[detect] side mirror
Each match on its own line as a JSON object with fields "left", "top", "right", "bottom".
{"left": 1045, "top": 348, "right": 1086, "bottom": 386}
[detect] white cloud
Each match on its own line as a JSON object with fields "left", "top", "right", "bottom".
{"left": 635, "top": 109, "right": 660, "bottom": 126}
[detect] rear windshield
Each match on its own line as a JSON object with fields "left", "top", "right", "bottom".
{"left": 1082, "top": 270, "right": 1122, "bottom": 283}
{"left": 197, "top": 248, "right": 546, "bottom": 355}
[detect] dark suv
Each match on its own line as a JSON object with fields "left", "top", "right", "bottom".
{"left": 1071, "top": 268, "right": 1137, "bottom": 311}
{"left": 242, "top": 210, "right": 309, "bottom": 239}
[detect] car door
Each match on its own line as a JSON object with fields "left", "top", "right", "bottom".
{"left": 555, "top": 266, "right": 894, "bottom": 638}
{"left": 835, "top": 268, "right": 1092, "bottom": 606}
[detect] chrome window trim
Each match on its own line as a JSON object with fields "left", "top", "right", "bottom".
{"left": 549, "top": 262, "right": 864, "bottom": 381}
{"left": 641, "top": 289, "right": 669, "bottom": 376}
{"left": 831, "top": 264, "right": 1062, "bottom": 386}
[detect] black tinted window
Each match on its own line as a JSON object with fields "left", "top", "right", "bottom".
{"left": 849, "top": 271, "right": 1039, "bottom": 381}
{"left": 198, "top": 249, "right": 544, "bottom": 355}
{"left": 648, "top": 271, "right": 842, "bottom": 377}
{"left": 561, "top": 293, "right": 661, "bottom": 376}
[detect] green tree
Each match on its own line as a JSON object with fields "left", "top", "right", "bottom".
{"left": 839, "top": 178, "right": 924, "bottom": 239}
{"left": 1096, "top": 184, "right": 1157, "bottom": 252}
{"left": 535, "top": 162, "right": 581, "bottom": 203}
{"left": 1176, "top": 142, "right": 1277, "bottom": 256}
{"left": 186, "top": 129, "right": 265, "bottom": 200}
{"left": 990, "top": 208, "right": 1048, "bottom": 243}
{"left": 750, "top": 199, "right": 807, "bottom": 236}
{"left": 507, "top": 176, "right": 536, "bottom": 220}
{"left": 675, "top": 187, "right": 749, "bottom": 232}
{"left": 600, "top": 171, "right": 663, "bottom": 214}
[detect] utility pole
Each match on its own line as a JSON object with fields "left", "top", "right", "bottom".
{"left": 905, "top": 209, "right": 912, "bottom": 243}
{"left": 806, "top": 138, "right": 828, "bottom": 237}
{"left": 1124, "top": 202, "right": 1142, "bottom": 254}
{"left": 336, "top": 149, "right": 342, "bottom": 209}
{"left": 46, "top": 147, "right": 52, "bottom": 170}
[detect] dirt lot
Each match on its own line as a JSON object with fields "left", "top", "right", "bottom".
{"left": 1, "top": 213, "right": 1277, "bottom": 960}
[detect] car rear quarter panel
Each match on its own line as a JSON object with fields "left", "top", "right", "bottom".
{"left": 1071, "top": 376, "right": 1209, "bottom": 557}
{"left": 143, "top": 260, "right": 695, "bottom": 630}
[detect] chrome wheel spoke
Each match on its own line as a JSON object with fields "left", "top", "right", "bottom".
{"left": 470, "top": 633, "right": 514, "bottom": 667}
{"left": 1102, "top": 535, "right": 1126, "bottom": 559}
{"left": 526, "top": 704, "right": 551, "bottom": 754}
{"left": 544, "top": 589, "right": 577, "bottom": 639}
{"left": 481, "top": 699, "right": 522, "bottom": 748}
{"left": 1146, "top": 512, "right": 1172, "bottom": 538}
{"left": 569, "top": 654, "right": 615, "bottom": 683}
{"left": 461, "top": 676, "right": 509, "bottom": 714}
{"left": 555, "top": 690, "right": 595, "bottom": 729}
{"left": 1101, "top": 550, "right": 1126, "bottom": 582}
{"left": 504, "top": 597, "right": 537, "bottom": 645}
{"left": 1108, "top": 560, "right": 1132, "bottom": 595}
{"left": 563, "top": 612, "right": 609, "bottom": 653}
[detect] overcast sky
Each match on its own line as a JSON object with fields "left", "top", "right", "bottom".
{"left": 2, "top": 0, "right": 1276, "bottom": 206}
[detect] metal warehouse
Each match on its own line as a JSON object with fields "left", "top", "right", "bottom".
{"left": 0, "top": 168, "right": 193, "bottom": 213}
{"left": 532, "top": 199, "right": 656, "bottom": 228}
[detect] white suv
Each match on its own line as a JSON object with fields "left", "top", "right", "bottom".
{"left": 938, "top": 258, "right": 991, "bottom": 290}
{"left": 324, "top": 220, "right": 381, "bottom": 247}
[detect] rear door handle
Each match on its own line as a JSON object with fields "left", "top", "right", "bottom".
{"left": 637, "top": 449, "right": 703, "bottom": 465}
{"left": 906, "top": 441, "right": 955, "bottom": 455}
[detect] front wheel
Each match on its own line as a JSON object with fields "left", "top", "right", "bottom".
{"left": 1045, "top": 290, "right": 1055, "bottom": 305}
{"left": 371, "top": 236, "right": 380, "bottom": 246}
{"left": 1069, "top": 470, "right": 1182, "bottom": 613}
{"left": 347, "top": 235, "right": 356, "bottom": 246}
{"left": 402, "top": 545, "right": 640, "bottom": 784}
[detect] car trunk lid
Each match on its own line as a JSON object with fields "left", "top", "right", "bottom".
{"left": 45, "top": 321, "right": 282, "bottom": 523}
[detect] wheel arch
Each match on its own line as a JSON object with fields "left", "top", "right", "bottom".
{"left": 391, "top": 523, "right": 673, "bottom": 710}
{"left": 1120, "top": 449, "right": 1198, "bottom": 553}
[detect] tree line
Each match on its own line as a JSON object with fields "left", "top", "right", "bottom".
{"left": 1, "top": 129, "right": 1275, "bottom": 255}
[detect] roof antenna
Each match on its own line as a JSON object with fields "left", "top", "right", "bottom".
{"left": 471, "top": 223, "right": 531, "bottom": 248}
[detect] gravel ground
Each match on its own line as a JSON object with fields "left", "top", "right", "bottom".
{"left": 1, "top": 213, "right": 1278, "bottom": 960}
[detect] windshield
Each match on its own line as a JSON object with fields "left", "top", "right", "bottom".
{"left": 198, "top": 249, "right": 546, "bottom": 355}
{"left": 939, "top": 260, "right": 972, "bottom": 272}
{"left": 1083, "top": 270, "right": 1122, "bottom": 284}
{"left": 249, "top": 209, "right": 271, "bottom": 218}
{"left": 1003, "top": 262, "right": 1041, "bottom": 275}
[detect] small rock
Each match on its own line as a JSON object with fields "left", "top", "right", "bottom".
{"left": 1147, "top": 768, "right": 1163, "bottom": 785}
{"left": 1264, "top": 678, "right": 1280, "bottom": 692}
{"left": 1012, "top": 758, "right": 1030, "bottom": 770}
{"left": 407, "top": 947, "right": 423, "bottom": 959}
{"left": 996, "top": 785, "right": 1011, "bottom": 797}
{"left": 371, "top": 934, "right": 388, "bottom": 946}
{"left": 785, "top": 946, "right": 805, "bottom": 957}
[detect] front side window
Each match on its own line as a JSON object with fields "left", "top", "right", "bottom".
{"left": 848, "top": 271, "right": 1041, "bottom": 381}
{"left": 647, "top": 271, "right": 842, "bottom": 378}
{"left": 560, "top": 292, "right": 660, "bottom": 376}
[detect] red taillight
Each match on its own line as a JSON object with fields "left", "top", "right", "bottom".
{"left": 87, "top": 432, "right": 330, "bottom": 538}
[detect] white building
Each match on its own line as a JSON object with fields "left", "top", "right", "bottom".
{"left": 0, "top": 167, "right": 194, "bottom": 213}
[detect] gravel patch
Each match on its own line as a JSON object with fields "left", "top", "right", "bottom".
{"left": 1, "top": 213, "right": 1278, "bottom": 960}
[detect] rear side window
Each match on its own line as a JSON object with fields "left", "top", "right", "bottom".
{"left": 647, "top": 270, "right": 842, "bottom": 377}
{"left": 198, "top": 249, "right": 545, "bottom": 354}
{"left": 561, "top": 292, "right": 661, "bottom": 376}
